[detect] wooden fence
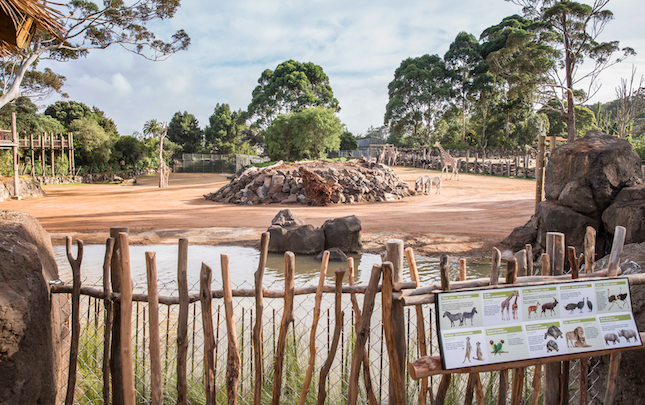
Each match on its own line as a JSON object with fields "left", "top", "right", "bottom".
{"left": 51, "top": 226, "right": 645, "bottom": 405}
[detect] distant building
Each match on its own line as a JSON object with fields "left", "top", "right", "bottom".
{"left": 356, "top": 136, "right": 385, "bottom": 148}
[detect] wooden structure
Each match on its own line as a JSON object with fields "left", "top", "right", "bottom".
{"left": 0, "top": 0, "right": 63, "bottom": 54}
{"left": 51, "top": 226, "right": 643, "bottom": 405}
{"left": 0, "top": 130, "right": 75, "bottom": 177}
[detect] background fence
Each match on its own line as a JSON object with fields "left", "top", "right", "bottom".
{"left": 174, "top": 154, "right": 269, "bottom": 174}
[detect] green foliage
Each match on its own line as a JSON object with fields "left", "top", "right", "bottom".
{"left": 265, "top": 107, "right": 343, "bottom": 161}
{"left": 167, "top": 111, "right": 203, "bottom": 154}
{"left": 45, "top": 100, "right": 118, "bottom": 136}
{"left": 248, "top": 60, "right": 340, "bottom": 127}
{"left": 339, "top": 131, "right": 358, "bottom": 150}
{"left": 542, "top": 102, "right": 597, "bottom": 138}
{"left": 112, "top": 136, "right": 147, "bottom": 166}
{"left": 0, "top": 97, "right": 64, "bottom": 134}
{"left": 385, "top": 54, "right": 451, "bottom": 143}
{"left": 69, "top": 117, "right": 112, "bottom": 165}
{"left": 0, "top": 150, "right": 12, "bottom": 177}
{"left": 204, "top": 103, "right": 255, "bottom": 155}
{"left": 628, "top": 135, "right": 645, "bottom": 162}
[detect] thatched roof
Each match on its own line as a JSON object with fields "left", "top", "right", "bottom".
{"left": 0, "top": 0, "right": 64, "bottom": 54}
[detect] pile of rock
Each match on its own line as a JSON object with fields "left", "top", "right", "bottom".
{"left": 204, "top": 159, "right": 412, "bottom": 205}
{"left": 504, "top": 131, "right": 645, "bottom": 256}
{"left": 267, "top": 209, "right": 362, "bottom": 258}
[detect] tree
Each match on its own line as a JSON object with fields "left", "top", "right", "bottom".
{"left": 384, "top": 54, "right": 451, "bottom": 144}
{"left": 204, "top": 103, "right": 251, "bottom": 154}
{"left": 44, "top": 100, "right": 93, "bottom": 128}
{"left": 167, "top": 111, "right": 203, "bottom": 154}
{"left": 0, "top": 0, "right": 190, "bottom": 109}
{"left": 614, "top": 67, "right": 644, "bottom": 138}
{"left": 69, "top": 117, "right": 112, "bottom": 165}
{"left": 542, "top": 100, "right": 596, "bottom": 138}
{"left": 339, "top": 131, "right": 358, "bottom": 150}
{"left": 0, "top": 96, "right": 64, "bottom": 134}
{"left": 265, "top": 107, "right": 342, "bottom": 161}
{"left": 112, "top": 136, "right": 146, "bottom": 166}
{"left": 444, "top": 32, "right": 483, "bottom": 142}
{"left": 248, "top": 60, "right": 340, "bottom": 127}
{"left": 506, "top": 0, "right": 635, "bottom": 142}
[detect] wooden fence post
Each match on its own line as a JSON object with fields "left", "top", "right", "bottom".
{"left": 299, "top": 250, "right": 330, "bottom": 405}
{"left": 584, "top": 227, "right": 596, "bottom": 273}
{"left": 222, "top": 253, "right": 241, "bottom": 405}
{"left": 526, "top": 244, "right": 534, "bottom": 275}
{"left": 385, "top": 239, "right": 406, "bottom": 404}
{"left": 177, "top": 238, "right": 189, "bottom": 405}
{"left": 544, "top": 232, "right": 564, "bottom": 405}
{"left": 316, "top": 268, "right": 346, "bottom": 405}
{"left": 515, "top": 249, "right": 527, "bottom": 277}
{"left": 254, "top": 232, "right": 269, "bottom": 405}
{"left": 499, "top": 258, "right": 516, "bottom": 405}
{"left": 461, "top": 256, "right": 484, "bottom": 405}
{"left": 64, "top": 237, "right": 83, "bottom": 405}
{"left": 109, "top": 226, "right": 128, "bottom": 405}
{"left": 200, "top": 263, "right": 215, "bottom": 405}
{"left": 102, "top": 238, "right": 115, "bottom": 405}
{"left": 271, "top": 252, "right": 295, "bottom": 405}
{"left": 382, "top": 261, "right": 406, "bottom": 404}
{"left": 117, "top": 232, "right": 135, "bottom": 405}
{"left": 406, "top": 248, "right": 430, "bottom": 405}
{"left": 348, "top": 264, "right": 382, "bottom": 405}
{"left": 11, "top": 112, "right": 20, "bottom": 198}
{"left": 435, "top": 254, "right": 452, "bottom": 405}
{"left": 145, "top": 252, "right": 163, "bottom": 405}
{"left": 536, "top": 134, "right": 546, "bottom": 212}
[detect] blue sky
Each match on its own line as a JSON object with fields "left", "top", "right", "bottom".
{"left": 41, "top": 0, "right": 645, "bottom": 137}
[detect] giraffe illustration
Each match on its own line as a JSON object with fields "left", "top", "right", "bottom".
{"left": 511, "top": 293, "right": 519, "bottom": 320}
{"left": 434, "top": 141, "right": 460, "bottom": 180}
{"left": 501, "top": 291, "right": 516, "bottom": 321}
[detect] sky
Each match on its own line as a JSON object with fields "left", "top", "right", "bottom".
{"left": 40, "top": 0, "right": 645, "bottom": 137}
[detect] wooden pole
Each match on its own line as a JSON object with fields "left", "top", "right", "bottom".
{"left": 316, "top": 268, "right": 346, "bottom": 405}
{"left": 177, "top": 238, "right": 189, "bottom": 405}
{"left": 348, "top": 264, "right": 382, "bottom": 405}
{"left": 110, "top": 226, "right": 128, "bottom": 405}
{"left": 347, "top": 257, "right": 378, "bottom": 405}
{"left": 526, "top": 244, "right": 534, "bottom": 276}
{"left": 200, "top": 263, "right": 215, "bottom": 405}
{"left": 382, "top": 261, "right": 407, "bottom": 404}
{"left": 222, "top": 253, "right": 241, "bottom": 405}
{"left": 253, "top": 232, "right": 269, "bottom": 405}
{"left": 491, "top": 248, "right": 502, "bottom": 286}
{"left": 117, "top": 232, "right": 135, "bottom": 405}
{"left": 64, "top": 237, "right": 83, "bottom": 405}
{"left": 515, "top": 249, "right": 527, "bottom": 277}
{"left": 546, "top": 232, "right": 565, "bottom": 276}
{"left": 544, "top": 233, "right": 562, "bottom": 405}
{"left": 11, "top": 112, "right": 19, "bottom": 198}
{"left": 459, "top": 256, "right": 484, "bottom": 405}
{"left": 385, "top": 239, "right": 406, "bottom": 404}
{"left": 271, "top": 252, "right": 295, "bottom": 405}
{"left": 50, "top": 132, "right": 55, "bottom": 176}
{"left": 603, "top": 352, "right": 622, "bottom": 405}
{"left": 436, "top": 254, "right": 452, "bottom": 405}
{"left": 584, "top": 227, "right": 596, "bottom": 273}
{"left": 145, "top": 252, "right": 163, "bottom": 405}
{"left": 607, "top": 226, "right": 626, "bottom": 277}
{"left": 499, "top": 258, "right": 517, "bottom": 405}
{"left": 68, "top": 133, "right": 73, "bottom": 174}
{"left": 30, "top": 133, "right": 35, "bottom": 177}
{"left": 102, "top": 238, "right": 115, "bottom": 405}
{"left": 299, "top": 250, "right": 330, "bottom": 405}
{"left": 536, "top": 134, "right": 545, "bottom": 212}
{"left": 405, "top": 248, "right": 430, "bottom": 405}
{"left": 40, "top": 134, "right": 45, "bottom": 175}
{"left": 568, "top": 246, "right": 580, "bottom": 280}
{"left": 70, "top": 132, "right": 75, "bottom": 173}
{"left": 459, "top": 258, "right": 467, "bottom": 281}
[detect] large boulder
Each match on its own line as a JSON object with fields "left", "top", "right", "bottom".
{"left": 602, "top": 184, "right": 645, "bottom": 245}
{"left": 321, "top": 215, "right": 362, "bottom": 253}
{"left": 267, "top": 210, "right": 324, "bottom": 254}
{"left": 535, "top": 200, "right": 600, "bottom": 255}
{"left": 502, "top": 215, "right": 538, "bottom": 251}
{"left": 271, "top": 209, "right": 306, "bottom": 228}
{"left": 0, "top": 211, "right": 63, "bottom": 404}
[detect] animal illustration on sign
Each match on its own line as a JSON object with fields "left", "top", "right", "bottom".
{"left": 490, "top": 340, "right": 505, "bottom": 355}
{"left": 618, "top": 329, "right": 637, "bottom": 342}
{"left": 607, "top": 289, "right": 621, "bottom": 310}
{"left": 566, "top": 326, "right": 591, "bottom": 348}
{"left": 587, "top": 297, "right": 593, "bottom": 312}
{"left": 500, "top": 291, "right": 516, "bottom": 321}
{"left": 463, "top": 337, "right": 473, "bottom": 363}
{"left": 511, "top": 294, "right": 519, "bottom": 320}
{"left": 474, "top": 342, "right": 484, "bottom": 361}
{"left": 617, "top": 288, "right": 629, "bottom": 309}
{"left": 443, "top": 311, "right": 462, "bottom": 327}
{"left": 565, "top": 302, "right": 579, "bottom": 314}
{"left": 527, "top": 301, "right": 540, "bottom": 319}
{"left": 461, "top": 307, "right": 478, "bottom": 326}
{"left": 541, "top": 298, "right": 559, "bottom": 317}
{"left": 544, "top": 325, "right": 563, "bottom": 340}
{"left": 604, "top": 333, "right": 619, "bottom": 345}
{"left": 546, "top": 340, "right": 559, "bottom": 352}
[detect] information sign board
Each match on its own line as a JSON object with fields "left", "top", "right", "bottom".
{"left": 435, "top": 277, "right": 640, "bottom": 370}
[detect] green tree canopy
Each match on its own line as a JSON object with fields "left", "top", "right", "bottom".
{"left": 384, "top": 54, "right": 451, "bottom": 144}
{"left": 204, "top": 103, "right": 253, "bottom": 154}
{"left": 542, "top": 100, "right": 596, "bottom": 138}
{"left": 44, "top": 100, "right": 118, "bottom": 136}
{"left": 167, "top": 111, "right": 203, "bottom": 154}
{"left": 112, "top": 136, "right": 147, "bottom": 166}
{"left": 0, "top": 97, "right": 63, "bottom": 134}
{"left": 69, "top": 117, "right": 112, "bottom": 165}
{"left": 265, "top": 107, "right": 343, "bottom": 161}
{"left": 248, "top": 60, "right": 340, "bottom": 127}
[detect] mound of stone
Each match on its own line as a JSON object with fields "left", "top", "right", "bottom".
{"left": 204, "top": 159, "right": 412, "bottom": 205}
{"left": 503, "top": 130, "right": 644, "bottom": 257}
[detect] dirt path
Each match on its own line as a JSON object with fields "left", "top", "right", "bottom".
{"left": 0, "top": 167, "right": 535, "bottom": 255}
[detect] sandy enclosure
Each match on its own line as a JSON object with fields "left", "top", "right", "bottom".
{"left": 0, "top": 167, "right": 536, "bottom": 255}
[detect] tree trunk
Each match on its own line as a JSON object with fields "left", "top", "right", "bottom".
{"left": 462, "top": 97, "right": 467, "bottom": 142}
{"left": 505, "top": 111, "right": 510, "bottom": 144}
{"left": 564, "top": 17, "right": 576, "bottom": 143}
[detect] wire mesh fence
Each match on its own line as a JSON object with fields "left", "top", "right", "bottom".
{"left": 57, "top": 276, "right": 605, "bottom": 404}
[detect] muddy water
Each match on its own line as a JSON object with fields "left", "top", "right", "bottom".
{"left": 54, "top": 244, "right": 491, "bottom": 290}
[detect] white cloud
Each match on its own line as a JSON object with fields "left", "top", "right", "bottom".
{"left": 38, "top": 0, "right": 645, "bottom": 137}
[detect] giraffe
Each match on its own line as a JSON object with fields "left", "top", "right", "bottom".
{"left": 511, "top": 293, "right": 519, "bottom": 320}
{"left": 434, "top": 141, "right": 460, "bottom": 180}
{"left": 500, "top": 291, "right": 516, "bottom": 321}
{"left": 377, "top": 145, "right": 386, "bottom": 164}
{"left": 160, "top": 161, "right": 170, "bottom": 187}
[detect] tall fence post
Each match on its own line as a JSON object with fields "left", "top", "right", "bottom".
{"left": 11, "top": 112, "right": 20, "bottom": 198}
{"left": 102, "top": 238, "right": 115, "bottom": 405}
{"left": 64, "top": 237, "right": 83, "bottom": 405}
{"left": 110, "top": 226, "right": 128, "bottom": 405}
{"left": 535, "top": 134, "right": 546, "bottom": 212}
{"left": 145, "top": 252, "right": 163, "bottom": 405}
{"left": 177, "top": 238, "right": 189, "bottom": 405}
{"left": 117, "top": 232, "right": 136, "bottom": 405}
{"left": 544, "top": 232, "right": 565, "bottom": 405}
{"left": 254, "top": 232, "right": 269, "bottom": 405}
{"left": 385, "top": 239, "right": 406, "bottom": 404}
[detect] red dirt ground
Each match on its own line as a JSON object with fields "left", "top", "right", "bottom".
{"left": 0, "top": 167, "right": 536, "bottom": 255}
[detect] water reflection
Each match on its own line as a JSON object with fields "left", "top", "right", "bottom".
{"left": 54, "top": 244, "right": 491, "bottom": 291}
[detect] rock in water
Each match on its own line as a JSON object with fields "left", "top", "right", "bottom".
{"left": 321, "top": 215, "right": 362, "bottom": 253}
{"left": 316, "top": 247, "right": 348, "bottom": 262}
{"left": 0, "top": 211, "right": 64, "bottom": 404}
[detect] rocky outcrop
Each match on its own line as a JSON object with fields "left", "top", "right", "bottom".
{"left": 204, "top": 160, "right": 413, "bottom": 205}
{"left": 35, "top": 168, "right": 156, "bottom": 185}
{"left": 267, "top": 210, "right": 363, "bottom": 255}
{"left": 0, "top": 211, "right": 64, "bottom": 404}
{"left": 0, "top": 177, "right": 46, "bottom": 202}
{"left": 504, "top": 131, "right": 643, "bottom": 257}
